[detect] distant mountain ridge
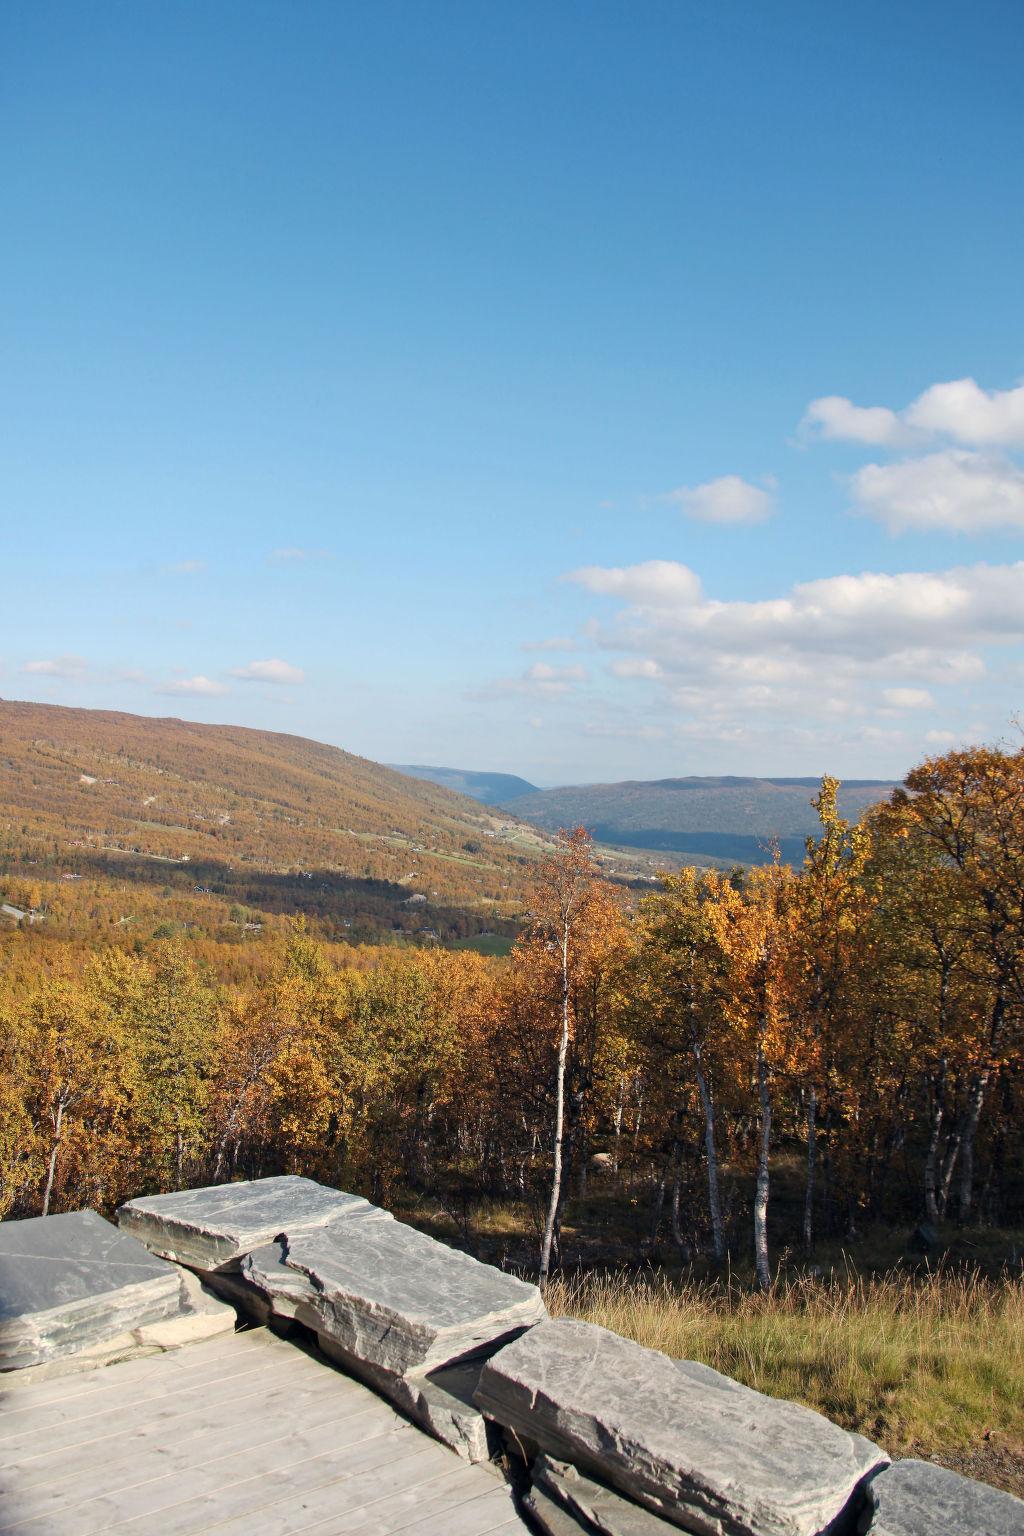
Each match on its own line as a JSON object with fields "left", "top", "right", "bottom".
{"left": 391, "top": 765, "right": 539, "bottom": 805}
{"left": 502, "top": 773, "right": 901, "bottom": 866}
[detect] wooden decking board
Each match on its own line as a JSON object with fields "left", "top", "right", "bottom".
{"left": 207, "top": 1460, "right": 486, "bottom": 1536}
{"left": 1, "top": 1379, "right": 383, "bottom": 1511}
{"left": 308, "top": 1478, "right": 519, "bottom": 1536}
{"left": 0, "top": 1330, "right": 530, "bottom": 1536}
{"left": 0, "top": 1326, "right": 268, "bottom": 1412}
{"left": 0, "top": 1355, "right": 315, "bottom": 1461}
{"left": 0, "top": 1345, "right": 298, "bottom": 1446}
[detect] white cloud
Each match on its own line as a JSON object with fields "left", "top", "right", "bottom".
{"left": 803, "top": 377, "right": 1024, "bottom": 450}
{"left": 158, "top": 676, "right": 229, "bottom": 697}
{"left": 611, "top": 658, "right": 663, "bottom": 678}
{"left": 571, "top": 559, "right": 703, "bottom": 607}
{"left": 565, "top": 557, "right": 1024, "bottom": 737}
{"left": 469, "top": 662, "right": 588, "bottom": 702}
{"left": 23, "top": 655, "right": 88, "bottom": 679}
{"left": 800, "top": 395, "right": 910, "bottom": 447}
{"left": 669, "top": 475, "right": 775, "bottom": 525}
{"left": 164, "top": 559, "right": 207, "bottom": 575}
{"left": 882, "top": 687, "right": 934, "bottom": 709}
{"left": 851, "top": 450, "right": 1024, "bottom": 533}
{"left": 905, "top": 378, "right": 1024, "bottom": 447}
{"left": 229, "top": 658, "right": 305, "bottom": 684}
{"left": 925, "top": 729, "right": 958, "bottom": 745}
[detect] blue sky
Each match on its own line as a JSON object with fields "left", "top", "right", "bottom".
{"left": 2, "top": 2, "right": 1022, "bottom": 785}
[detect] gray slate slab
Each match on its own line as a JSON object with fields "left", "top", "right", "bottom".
{"left": 232, "top": 1240, "right": 499, "bottom": 1460}
{"left": 531, "top": 1457, "right": 680, "bottom": 1536}
{"left": 0, "top": 1209, "right": 184, "bottom": 1370}
{"left": 859, "top": 1459, "right": 1024, "bottom": 1536}
{"left": 243, "top": 1218, "right": 546, "bottom": 1375}
{"left": 475, "top": 1318, "right": 887, "bottom": 1536}
{"left": 117, "top": 1175, "right": 391, "bottom": 1270}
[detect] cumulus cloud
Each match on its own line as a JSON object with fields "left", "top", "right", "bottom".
{"left": 571, "top": 559, "right": 703, "bottom": 607}
{"left": 802, "top": 377, "right": 1024, "bottom": 450}
{"left": 800, "top": 396, "right": 910, "bottom": 447}
{"left": 669, "top": 475, "right": 776, "bottom": 525}
{"left": 565, "top": 556, "right": 1024, "bottom": 737}
{"left": 905, "top": 378, "right": 1024, "bottom": 447}
{"left": 23, "top": 655, "right": 88, "bottom": 679}
{"left": 229, "top": 658, "right": 305, "bottom": 684}
{"left": 158, "top": 676, "right": 229, "bottom": 697}
{"left": 851, "top": 450, "right": 1024, "bottom": 533}
{"left": 882, "top": 687, "right": 934, "bottom": 709}
{"left": 611, "top": 658, "right": 663, "bottom": 678}
{"left": 469, "top": 662, "right": 588, "bottom": 701}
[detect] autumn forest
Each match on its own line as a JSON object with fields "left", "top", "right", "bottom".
{"left": 3, "top": 712, "right": 1022, "bottom": 1297}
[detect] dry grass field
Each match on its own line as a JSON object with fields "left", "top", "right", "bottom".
{"left": 547, "top": 1267, "right": 1024, "bottom": 1496}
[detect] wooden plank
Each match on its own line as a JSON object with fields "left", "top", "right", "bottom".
{"left": 45, "top": 1419, "right": 422, "bottom": 1536}
{"left": 398, "top": 1486, "right": 523, "bottom": 1536}
{"left": 0, "top": 1329, "right": 532, "bottom": 1536}
{"left": 0, "top": 1374, "right": 381, "bottom": 1519}
{"left": 0, "top": 1353, "right": 331, "bottom": 1464}
{"left": 201, "top": 1449, "right": 476, "bottom": 1536}
{"left": 0, "top": 1328, "right": 269, "bottom": 1412}
{"left": 0, "top": 1340, "right": 292, "bottom": 1438}
{"left": 285, "top": 1464, "right": 504, "bottom": 1536}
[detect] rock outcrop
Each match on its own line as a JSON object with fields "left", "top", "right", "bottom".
{"left": 475, "top": 1318, "right": 887, "bottom": 1536}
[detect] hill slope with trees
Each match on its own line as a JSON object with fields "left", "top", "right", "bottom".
{"left": 0, "top": 700, "right": 543, "bottom": 944}
{"left": 504, "top": 775, "right": 900, "bottom": 864}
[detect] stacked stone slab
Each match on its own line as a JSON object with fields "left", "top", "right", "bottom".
{"left": 859, "top": 1459, "right": 1024, "bottom": 1535}
{"left": 526, "top": 1457, "right": 681, "bottom": 1536}
{"left": 0, "top": 1209, "right": 231, "bottom": 1372}
{"left": 243, "top": 1213, "right": 547, "bottom": 1461}
{"left": 117, "top": 1176, "right": 546, "bottom": 1462}
{"left": 117, "top": 1174, "right": 391, "bottom": 1271}
{"left": 476, "top": 1319, "right": 888, "bottom": 1536}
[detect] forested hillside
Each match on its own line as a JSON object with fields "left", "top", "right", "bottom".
{"left": 391, "top": 764, "right": 539, "bottom": 805}
{"left": 505, "top": 775, "right": 899, "bottom": 864}
{"left": 0, "top": 700, "right": 544, "bottom": 945}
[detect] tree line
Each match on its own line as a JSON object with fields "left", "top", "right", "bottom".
{"left": 1, "top": 744, "right": 1021, "bottom": 1286}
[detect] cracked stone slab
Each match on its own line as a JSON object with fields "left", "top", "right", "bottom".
{"left": 858, "top": 1459, "right": 1024, "bottom": 1536}
{"left": 243, "top": 1219, "right": 545, "bottom": 1376}
{"left": 117, "top": 1175, "right": 391, "bottom": 1270}
{"left": 316, "top": 1329, "right": 499, "bottom": 1463}
{"left": 475, "top": 1319, "right": 887, "bottom": 1536}
{"left": 530, "top": 1457, "right": 681, "bottom": 1536}
{"left": 0, "top": 1210, "right": 185, "bottom": 1371}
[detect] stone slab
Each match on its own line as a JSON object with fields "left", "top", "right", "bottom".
{"left": 243, "top": 1218, "right": 545, "bottom": 1375}
{"left": 531, "top": 1457, "right": 680, "bottom": 1536}
{"left": 0, "top": 1209, "right": 185, "bottom": 1370}
{"left": 475, "top": 1318, "right": 887, "bottom": 1536}
{"left": 859, "top": 1459, "right": 1024, "bottom": 1536}
{"left": 526, "top": 1482, "right": 595, "bottom": 1536}
{"left": 117, "top": 1175, "right": 391, "bottom": 1270}
{"left": 316, "top": 1328, "right": 498, "bottom": 1463}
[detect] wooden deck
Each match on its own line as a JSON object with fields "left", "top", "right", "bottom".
{"left": 0, "top": 1327, "right": 530, "bottom": 1536}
